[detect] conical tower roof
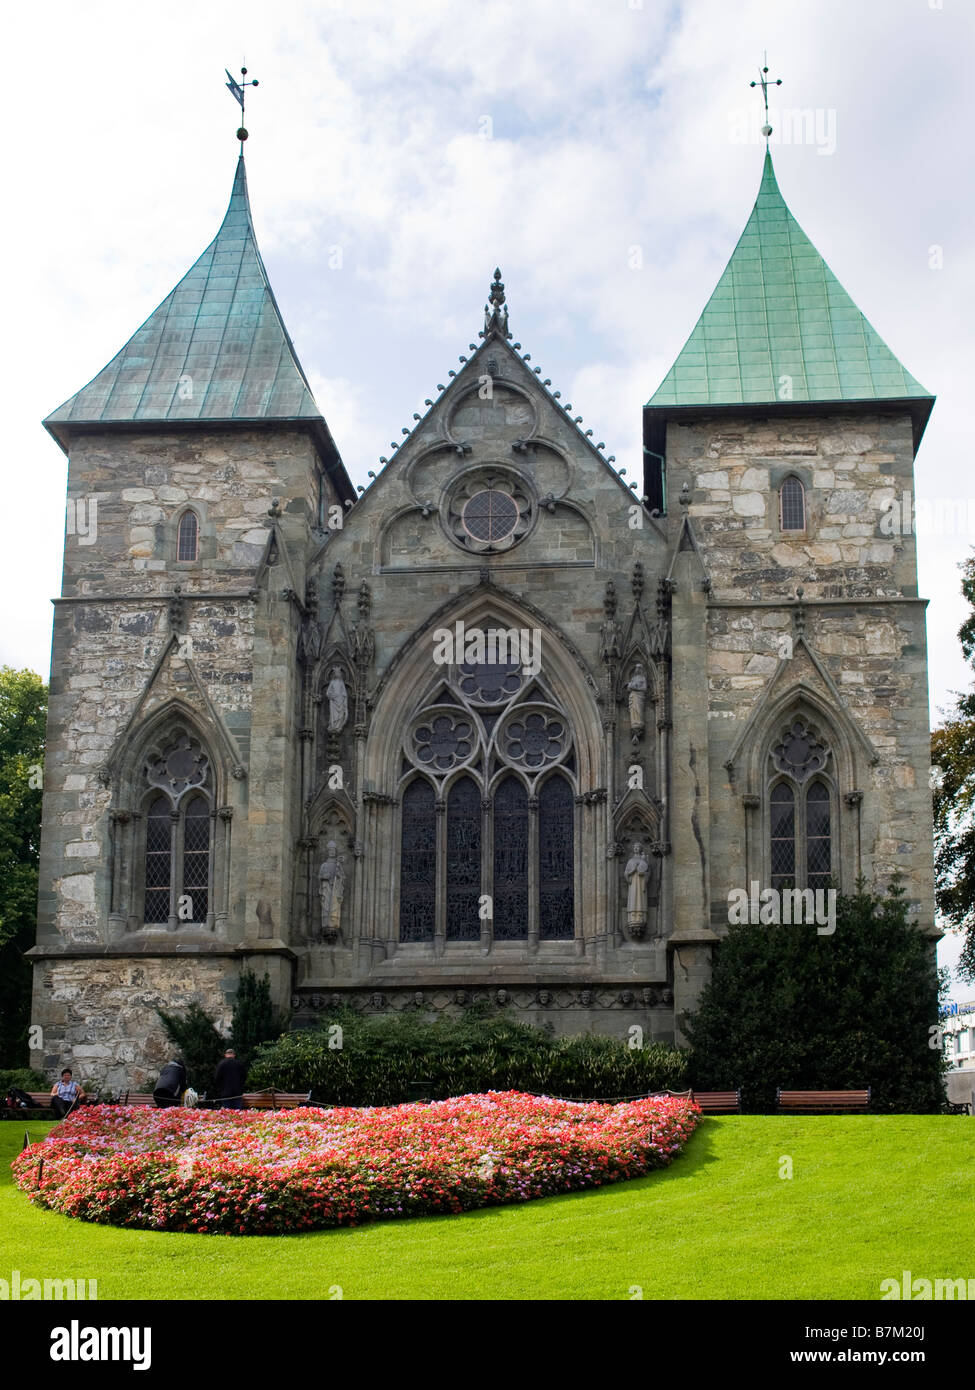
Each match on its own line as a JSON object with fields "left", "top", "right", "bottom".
{"left": 645, "top": 151, "right": 934, "bottom": 451}
{"left": 45, "top": 156, "right": 352, "bottom": 496}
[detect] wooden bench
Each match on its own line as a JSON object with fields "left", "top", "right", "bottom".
{"left": 691, "top": 1090, "right": 742, "bottom": 1114}
{"left": 777, "top": 1088, "right": 871, "bottom": 1114}
{"left": 243, "top": 1090, "right": 315, "bottom": 1110}
{"left": 0, "top": 1091, "right": 56, "bottom": 1119}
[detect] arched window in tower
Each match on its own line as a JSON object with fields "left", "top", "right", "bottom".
{"left": 140, "top": 729, "right": 212, "bottom": 927}
{"left": 538, "top": 774, "right": 574, "bottom": 940}
{"left": 493, "top": 776, "right": 529, "bottom": 940}
{"left": 446, "top": 776, "right": 481, "bottom": 940}
{"left": 767, "top": 718, "right": 835, "bottom": 893}
{"left": 399, "top": 779, "right": 436, "bottom": 943}
{"left": 779, "top": 476, "right": 805, "bottom": 532}
{"left": 177, "top": 510, "right": 199, "bottom": 562}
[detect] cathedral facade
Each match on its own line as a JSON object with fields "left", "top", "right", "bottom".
{"left": 30, "top": 149, "right": 938, "bottom": 1088}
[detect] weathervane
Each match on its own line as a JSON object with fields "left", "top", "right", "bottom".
{"left": 749, "top": 53, "right": 782, "bottom": 142}
{"left": 226, "top": 66, "right": 259, "bottom": 145}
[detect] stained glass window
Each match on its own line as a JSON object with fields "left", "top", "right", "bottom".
{"left": 399, "top": 780, "right": 436, "bottom": 942}
{"left": 493, "top": 777, "right": 529, "bottom": 940}
{"left": 446, "top": 776, "right": 481, "bottom": 941}
{"left": 539, "top": 775, "right": 574, "bottom": 940}
{"left": 462, "top": 490, "right": 518, "bottom": 542}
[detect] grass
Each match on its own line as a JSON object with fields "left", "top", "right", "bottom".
{"left": 0, "top": 1115, "right": 971, "bottom": 1300}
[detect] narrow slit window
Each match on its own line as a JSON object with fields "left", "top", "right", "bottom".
{"left": 780, "top": 477, "right": 805, "bottom": 532}
{"left": 177, "top": 511, "right": 199, "bottom": 561}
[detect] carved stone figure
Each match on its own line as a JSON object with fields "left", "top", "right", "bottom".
{"left": 326, "top": 668, "right": 348, "bottom": 733}
{"left": 624, "top": 840, "right": 650, "bottom": 938}
{"left": 626, "top": 664, "right": 648, "bottom": 731}
{"left": 318, "top": 841, "right": 345, "bottom": 939}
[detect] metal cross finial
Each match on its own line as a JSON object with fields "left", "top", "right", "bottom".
{"left": 226, "top": 66, "right": 259, "bottom": 145}
{"left": 749, "top": 53, "right": 782, "bottom": 142}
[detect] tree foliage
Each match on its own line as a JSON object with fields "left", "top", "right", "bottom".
{"left": 686, "top": 884, "right": 948, "bottom": 1112}
{"left": 932, "top": 552, "right": 975, "bottom": 980}
{"left": 154, "top": 1002, "right": 227, "bottom": 1093}
{"left": 0, "top": 667, "right": 47, "bottom": 1066}
{"left": 230, "top": 969, "right": 289, "bottom": 1063}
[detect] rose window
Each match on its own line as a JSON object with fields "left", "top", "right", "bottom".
{"left": 462, "top": 490, "right": 519, "bottom": 543}
{"left": 411, "top": 712, "right": 475, "bottom": 771}
{"left": 502, "top": 711, "right": 567, "bottom": 769}
{"left": 771, "top": 719, "right": 829, "bottom": 783}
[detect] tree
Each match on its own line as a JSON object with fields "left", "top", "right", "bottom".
{"left": 155, "top": 1002, "right": 227, "bottom": 1093}
{"left": 686, "top": 884, "right": 948, "bottom": 1112}
{"left": 932, "top": 552, "right": 975, "bottom": 980}
{"left": 231, "top": 969, "right": 289, "bottom": 1063}
{"left": 0, "top": 667, "right": 47, "bottom": 1065}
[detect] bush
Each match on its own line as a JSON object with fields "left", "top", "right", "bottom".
{"left": 231, "top": 969, "right": 289, "bottom": 1064}
{"left": 249, "top": 1010, "right": 687, "bottom": 1105}
{"left": 686, "top": 883, "right": 949, "bottom": 1112}
{"left": 155, "top": 1002, "right": 227, "bottom": 1093}
{"left": 0, "top": 1066, "right": 48, "bottom": 1094}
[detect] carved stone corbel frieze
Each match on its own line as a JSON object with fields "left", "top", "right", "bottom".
{"left": 168, "top": 585, "right": 185, "bottom": 632}
{"left": 363, "top": 792, "right": 397, "bottom": 808}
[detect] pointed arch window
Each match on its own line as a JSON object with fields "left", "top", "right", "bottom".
{"left": 780, "top": 477, "right": 805, "bottom": 532}
{"left": 397, "top": 655, "right": 577, "bottom": 945}
{"left": 140, "top": 730, "right": 213, "bottom": 927}
{"left": 766, "top": 718, "right": 835, "bottom": 892}
{"left": 177, "top": 510, "right": 199, "bottom": 562}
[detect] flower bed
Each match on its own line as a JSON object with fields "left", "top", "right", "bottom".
{"left": 12, "top": 1092, "right": 699, "bottom": 1235}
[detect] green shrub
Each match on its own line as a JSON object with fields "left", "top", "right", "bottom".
{"left": 231, "top": 969, "right": 289, "bottom": 1064}
{"left": 686, "top": 883, "right": 949, "bottom": 1113}
{"left": 155, "top": 1002, "right": 227, "bottom": 1093}
{"left": 249, "top": 1010, "right": 687, "bottom": 1104}
{"left": 0, "top": 1066, "right": 48, "bottom": 1093}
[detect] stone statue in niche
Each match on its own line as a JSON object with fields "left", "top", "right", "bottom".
{"left": 626, "top": 664, "right": 648, "bottom": 736}
{"left": 624, "top": 840, "right": 650, "bottom": 939}
{"left": 326, "top": 668, "right": 348, "bottom": 734}
{"left": 318, "top": 841, "right": 345, "bottom": 940}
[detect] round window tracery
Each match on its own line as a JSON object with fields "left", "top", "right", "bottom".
{"left": 443, "top": 470, "right": 534, "bottom": 553}
{"left": 409, "top": 710, "right": 476, "bottom": 771}
{"left": 770, "top": 718, "right": 829, "bottom": 783}
{"left": 462, "top": 490, "right": 519, "bottom": 543}
{"left": 499, "top": 707, "right": 569, "bottom": 770}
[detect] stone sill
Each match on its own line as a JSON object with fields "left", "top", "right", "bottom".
{"left": 27, "top": 941, "right": 296, "bottom": 961}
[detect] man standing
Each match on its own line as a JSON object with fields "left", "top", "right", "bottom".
{"left": 213, "top": 1049, "right": 248, "bottom": 1109}
{"left": 49, "top": 1069, "right": 85, "bottom": 1120}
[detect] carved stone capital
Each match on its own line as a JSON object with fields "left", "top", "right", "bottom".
{"left": 844, "top": 790, "right": 863, "bottom": 808}
{"left": 651, "top": 840, "right": 671, "bottom": 857}
{"left": 742, "top": 794, "right": 760, "bottom": 810}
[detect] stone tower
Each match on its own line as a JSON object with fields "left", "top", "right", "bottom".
{"left": 29, "top": 147, "right": 936, "bottom": 1086}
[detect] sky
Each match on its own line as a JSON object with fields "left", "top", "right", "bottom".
{"left": 3, "top": 0, "right": 974, "bottom": 995}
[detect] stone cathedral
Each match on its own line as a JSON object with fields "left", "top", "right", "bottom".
{"left": 29, "top": 147, "right": 938, "bottom": 1088}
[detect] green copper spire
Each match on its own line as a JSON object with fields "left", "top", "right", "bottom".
{"left": 647, "top": 151, "right": 933, "bottom": 417}
{"left": 45, "top": 156, "right": 329, "bottom": 443}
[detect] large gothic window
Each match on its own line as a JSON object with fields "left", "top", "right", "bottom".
{"left": 140, "top": 730, "right": 213, "bottom": 926}
{"left": 397, "top": 637, "right": 576, "bottom": 944}
{"left": 767, "top": 717, "right": 834, "bottom": 891}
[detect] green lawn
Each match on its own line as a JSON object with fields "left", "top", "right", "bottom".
{"left": 1, "top": 1116, "right": 971, "bottom": 1300}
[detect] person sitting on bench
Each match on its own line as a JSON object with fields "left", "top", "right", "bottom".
{"left": 50, "top": 1069, "right": 85, "bottom": 1120}
{"left": 153, "top": 1058, "right": 187, "bottom": 1108}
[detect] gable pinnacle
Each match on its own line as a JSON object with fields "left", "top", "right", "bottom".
{"left": 480, "top": 267, "right": 511, "bottom": 340}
